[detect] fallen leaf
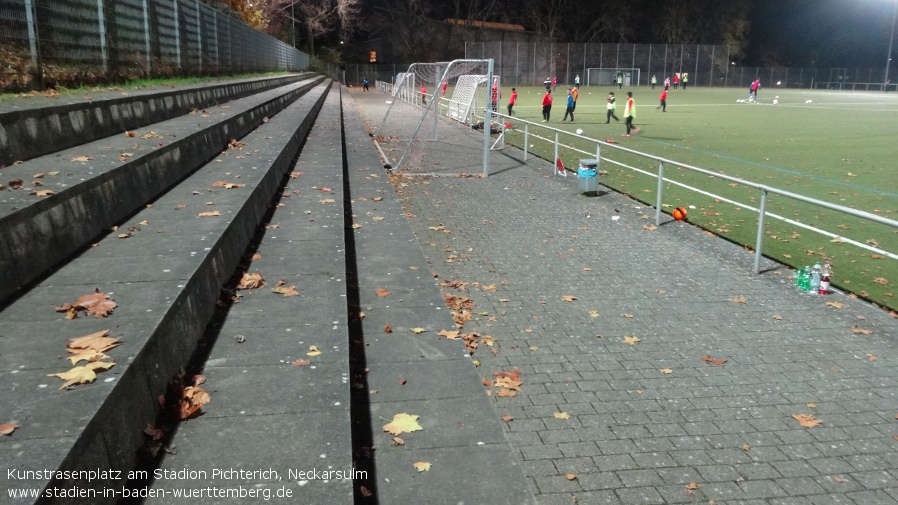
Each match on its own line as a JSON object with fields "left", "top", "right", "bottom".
{"left": 413, "top": 461, "right": 431, "bottom": 472}
{"left": 731, "top": 296, "right": 747, "bottom": 304}
{"left": 307, "top": 345, "right": 322, "bottom": 357}
{"left": 272, "top": 284, "right": 299, "bottom": 297}
{"left": 685, "top": 482, "right": 698, "bottom": 490}
{"left": 700, "top": 355, "right": 727, "bottom": 366}
{"left": 360, "top": 486, "right": 373, "bottom": 497}
{"left": 623, "top": 336, "right": 641, "bottom": 345}
{"left": 376, "top": 288, "right": 392, "bottom": 297}
{"left": 144, "top": 423, "right": 163, "bottom": 441}
{"left": 806, "top": 403, "right": 817, "bottom": 408}
{"left": 660, "top": 368, "right": 673, "bottom": 374}
{"left": 48, "top": 361, "right": 116, "bottom": 389}
{"left": 71, "top": 155, "right": 92, "bottom": 162}
{"left": 643, "top": 224, "right": 657, "bottom": 231}
{"left": 833, "top": 476, "right": 844, "bottom": 483}
{"left": 197, "top": 210, "right": 221, "bottom": 217}
{"left": 588, "top": 310, "right": 600, "bottom": 317}
{"left": 826, "top": 301, "right": 844, "bottom": 309}
{"left": 566, "top": 473, "right": 577, "bottom": 481}
{"left": 792, "top": 413, "right": 822, "bottom": 428}
{"left": 237, "top": 272, "right": 264, "bottom": 290}
{"left": 561, "top": 295, "right": 577, "bottom": 302}
{"left": 384, "top": 323, "right": 392, "bottom": 333}
{"left": 501, "top": 414, "right": 514, "bottom": 422}
{"left": 873, "top": 277, "right": 888, "bottom": 285}
{"left": 319, "top": 198, "right": 335, "bottom": 203}
{"left": 741, "top": 444, "right": 751, "bottom": 451}
{"left": 178, "top": 385, "right": 210, "bottom": 420}
{"left": 398, "top": 378, "right": 407, "bottom": 385}
{"left": 772, "top": 314, "right": 783, "bottom": 320}
{"left": 55, "top": 289, "right": 117, "bottom": 318}
{"left": 390, "top": 436, "right": 405, "bottom": 446}
{"left": 866, "top": 353, "right": 877, "bottom": 362}
{"left": 623, "top": 313, "right": 634, "bottom": 318}
{"left": 411, "top": 327, "right": 426, "bottom": 334}
{"left": 850, "top": 325, "right": 872, "bottom": 335}
{"left": 0, "top": 423, "right": 19, "bottom": 436}
{"left": 437, "top": 329, "right": 460, "bottom": 339}
{"left": 383, "top": 413, "right": 423, "bottom": 435}
{"left": 554, "top": 412, "right": 570, "bottom": 420}
{"left": 292, "top": 359, "right": 311, "bottom": 367}
{"left": 30, "top": 189, "right": 54, "bottom": 197}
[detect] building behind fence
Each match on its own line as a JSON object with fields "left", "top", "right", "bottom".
{"left": 0, "top": 0, "right": 308, "bottom": 91}
{"left": 344, "top": 41, "right": 893, "bottom": 91}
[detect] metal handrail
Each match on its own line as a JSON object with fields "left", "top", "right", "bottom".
{"left": 490, "top": 112, "right": 898, "bottom": 274}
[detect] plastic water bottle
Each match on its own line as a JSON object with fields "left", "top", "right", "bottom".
{"left": 800, "top": 266, "right": 811, "bottom": 291}
{"left": 819, "top": 261, "right": 832, "bottom": 295}
{"left": 809, "top": 262, "right": 822, "bottom": 294}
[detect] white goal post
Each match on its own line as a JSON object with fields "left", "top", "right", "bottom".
{"left": 373, "top": 59, "right": 495, "bottom": 176}
{"left": 586, "top": 68, "right": 642, "bottom": 87}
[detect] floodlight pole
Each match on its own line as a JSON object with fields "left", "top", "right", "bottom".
{"left": 886, "top": 0, "right": 898, "bottom": 90}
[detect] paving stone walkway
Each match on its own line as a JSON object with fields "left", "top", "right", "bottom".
{"left": 349, "top": 87, "right": 898, "bottom": 505}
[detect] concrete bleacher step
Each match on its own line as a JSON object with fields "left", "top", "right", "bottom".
{"left": 136, "top": 85, "right": 353, "bottom": 504}
{"left": 0, "top": 75, "right": 325, "bottom": 304}
{"left": 0, "top": 80, "right": 332, "bottom": 503}
{"left": 0, "top": 73, "right": 311, "bottom": 166}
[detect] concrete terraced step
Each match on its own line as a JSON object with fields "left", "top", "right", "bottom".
{"left": 0, "top": 75, "right": 325, "bottom": 304}
{"left": 0, "top": 73, "right": 311, "bottom": 166}
{"left": 0, "top": 81, "right": 331, "bottom": 504}
{"left": 141, "top": 86, "right": 353, "bottom": 505}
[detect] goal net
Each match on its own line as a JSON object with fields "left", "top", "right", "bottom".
{"left": 586, "top": 68, "right": 642, "bottom": 87}
{"left": 373, "top": 59, "right": 495, "bottom": 176}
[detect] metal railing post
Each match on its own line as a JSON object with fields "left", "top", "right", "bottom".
{"left": 655, "top": 161, "right": 664, "bottom": 225}
{"left": 142, "top": 0, "right": 151, "bottom": 73}
{"left": 524, "top": 125, "right": 529, "bottom": 161}
{"left": 96, "top": 0, "right": 108, "bottom": 72}
{"left": 554, "top": 131, "right": 559, "bottom": 172}
{"left": 173, "top": 0, "right": 181, "bottom": 69}
{"left": 24, "top": 0, "right": 38, "bottom": 68}
{"left": 754, "top": 189, "right": 769, "bottom": 274}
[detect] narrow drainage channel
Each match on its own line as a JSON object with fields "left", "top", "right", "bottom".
{"left": 340, "top": 88, "right": 379, "bottom": 505}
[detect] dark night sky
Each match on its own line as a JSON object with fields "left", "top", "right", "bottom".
{"left": 745, "top": 0, "right": 898, "bottom": 67}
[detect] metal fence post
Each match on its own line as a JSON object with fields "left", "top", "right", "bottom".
{"left": 483, "top": 58, "right": 493, "bottom": 177}
{"left": 96, "top": 0, "right": 108, "bottom": 72}
{"left": 553, "top": 131, "right": 559, "bottom": 172}
{"left": 754, "top": 189, "right": 769, "bottom": 274}
{"left": 655, "top": 161, "right": 664, "bottom": 226}
{"left": 142, "top": 0, "right": 151, "bottom": 73}
{"left": 24, "top": 0, "right": 38, "bottom": 68}
{"left": 524, "top": 124, "right": 528, "bottom": 161}
{"left": 173, "top": 0, "right": 181, "bottom": 69}
{"left": 195, "top": 0, "right": 202, "bottom": 72}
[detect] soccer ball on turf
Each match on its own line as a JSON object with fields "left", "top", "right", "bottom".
{"left": 576, "top": 128, "right": 583, "bottom": 135}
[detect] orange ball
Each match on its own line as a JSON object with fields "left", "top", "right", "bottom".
{"left": 672, "top": 207, "right": 687, "bottom": 221}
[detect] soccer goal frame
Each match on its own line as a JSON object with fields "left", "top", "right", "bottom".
{"left": 586, "top": 68, "right": 642, "bottom": 87}
{"left": 373, "top": 58, "right": 495, "bottom": 176}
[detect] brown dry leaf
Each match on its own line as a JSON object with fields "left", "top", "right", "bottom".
{"left": 873, "top": 277, "right": 889, "bottom": 285}
{"left": 376, "top": 288, "right": 392, "bottom": 297}
{"left": 826, "top": 301, "right": 845, "bottom": 309}
{"left": 623, "top": 313, "right": 634, "bottom": 318}
{"left": 55, "top": 289, "right": 117, "bottom": 318}
{"left": 198, "top": 210, "right": 221, "bottom": 217}
{"left": 413, "top": 461, "right": 431, "bottom": 472}
{"left": 383, "top": 413, "right": 423, "bottom": 436}
{"left": 292, "top": 359, "right": 311, "bottom": 367}
{"left": 307, "top": 345, "right": 322, "bottom": 357}
{"left": 660, "top": 368, "right": 673, "bottom": 374}
{"left": 497, "top": 388, "right": 516, "bottom": 397}
{"left": 71, "top": 155, "right": 92, "bottom": 162}
{"left": 565, "top": 473, "right": 577, "bottom": 481}
{"left": 772, "top": 314, "right": 783, "bottom": 320}
{"left": 588, "top": 310, "right": 600, "bottom": 317}
{"left": 833, "top": 476, "right": 844, "bottom": 483}
{"left": 643, "top": 224, "right": 657, "bottom": 231}
{"left": 30, "top": 189, "right": 54, "bottom": 197}
{"left": 623, "top": 336, "right": 641, "bottom": 345}
{"left": 437, "top": 329, "right": 460, "bottom": 340}
{"left": 411, "top": 327, "right": 426, "bottom": 334}
{"left": 179, "top": 385, "right": 211, "bottom": 420}
{"left": 792, "top": 413, "right": 822, "bottom": 428}
{"left": 125, "top": 131, "right": 136, "bottom": 138}
{"left": 272, "top": 284, "right": 299, "bottom": 297}
{"left": 319, "top": 198, "right": 336, "bottom": 204}
{"left": 850, "top": 325, "right": 872, "bottom": 335}
{"left": 561, "top": 295, "right": 577, "bottom": 302}
{"left": 0, "top": 423, "right": 19, "bottom": 436}
{"left": 700, "top": 355, "right": 727, "bottom": 366}
{"left": 866, "top": 353, "right": 878, "bottom": 362}
{"left": 384, "top": 323, "right": 392, "bottom": 333}
{"left": 554, "top": 412, "right": 570, "bottom": 420}
{"left": 685, "top": 482, "right": 698, "bottom": 490}
{"left": 501, "top": 414, "right": 514, "bottom": 422}
{"left": 741, "top": 444, "right": 751, "bottom": 451}
{"left": 731, "top": 296, "right": 747, "bottom": 304}
{"left": 48, "top": 361, "right": 116, "bottom": 389}
{"left": 144, "top": 423, "right": 164, "bottom": 441}
{"left": 238, "top": 273, "right": 264, "bottom": 290}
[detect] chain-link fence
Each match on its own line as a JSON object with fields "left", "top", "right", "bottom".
{"left": 435, "top": 41, "right": 893, "bottom": 90}
{"left": 0, "top": 0, "right": 309, "bottom": 91}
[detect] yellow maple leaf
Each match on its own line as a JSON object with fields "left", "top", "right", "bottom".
{"left": 624, "top": 336, "right": 641, "bottom": 345}
{"left": 411, "top": 327, "right": 426, "bottom": 334}
{"left": 588, "top": 310, "right": 600, "bottom": 317}
{"left": 561, "top": 295, "right": 577, "bottom": 302}
{"left": 307, "top": 345, "right": 322, "bottom": 357}
{"left": 197, "top": 210, "right": 221, "bottom": 217}
{"left": 48, "top": 361, "right": 115, "bottom": 389}
{"left": 554, "top": 412, "right": 570, "bottom": 420}
{"left": 660, "top": 368, "right": 673, "bottom": 374}
{"left": 383, "top": 413, "right": 423, "bottom": 436}
{"left": 272, "top": 284, "right": 299, "bottom": 297}
{"left": 825, "top": 301, "right": 845, "bottom": 309}
{"left": 413, "top": 461, "right": 431, "bottom": 472}
{"left": 731, "top": 296, "right": 747, "bottom": 304}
